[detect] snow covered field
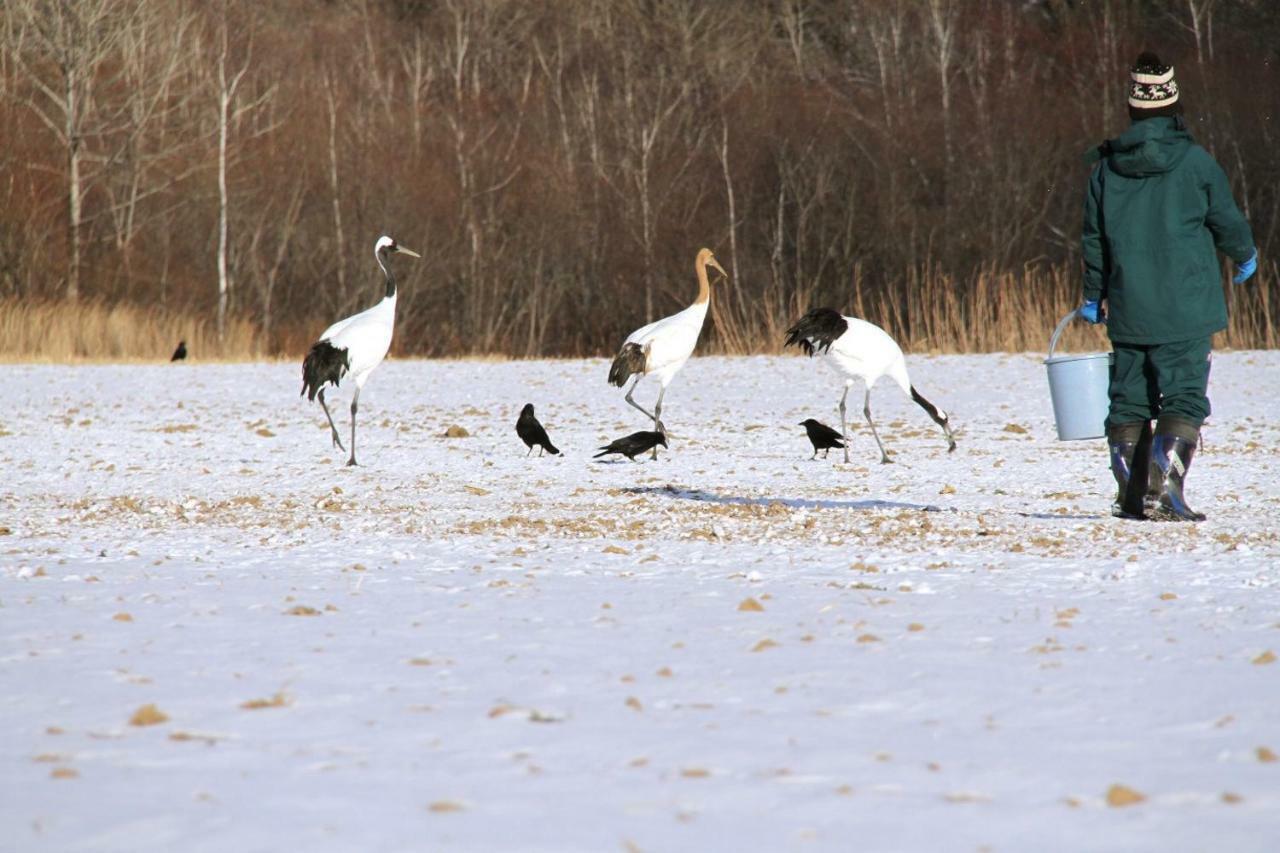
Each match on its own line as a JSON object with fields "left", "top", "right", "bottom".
{"left": 3, "top": 352, "right": 1279, "bottom": 852}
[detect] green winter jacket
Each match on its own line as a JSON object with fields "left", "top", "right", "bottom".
{"left": 1081, "top": 116, "right": 1253, "bottom": 344}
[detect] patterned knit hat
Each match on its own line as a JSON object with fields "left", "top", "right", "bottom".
{"left": 1128, "top": 52, "right": 1181, "bottom": 119}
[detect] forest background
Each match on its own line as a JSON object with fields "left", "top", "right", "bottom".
{"left": 1, "top": 0, "right": 1276, "bottom": 360}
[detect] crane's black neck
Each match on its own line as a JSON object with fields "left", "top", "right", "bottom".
{"left": 376, "top": 249, "right": 397, "bottom": 299}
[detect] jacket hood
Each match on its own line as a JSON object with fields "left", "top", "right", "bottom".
{"left": 1101, "top": 117, "right": 1194, "bottom": 177}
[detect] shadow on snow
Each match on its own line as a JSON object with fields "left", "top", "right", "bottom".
{"left": 625, "top": 484, "right": 942, "bottom": 513}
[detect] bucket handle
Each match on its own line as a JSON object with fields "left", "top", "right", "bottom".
{"left": 1048, "top": 308, "right": 1083, "bottom": 360}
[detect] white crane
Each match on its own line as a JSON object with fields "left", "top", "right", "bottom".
{"left": 301, "top": 235, "right": 419, "bottom": 466}
{"left": 607, "top": 248, "right": 727, "bottom": 453}
{"left": 784, "top": 307, "right": 956, "bottom": 464}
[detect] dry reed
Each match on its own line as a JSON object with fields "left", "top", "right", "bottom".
{"left": 3, "top": 260, "right": 1274, "bottom": 362}
{"left": 710, "top": 261, "right": 1279, "bottom": 356}
{"left": 0, "top": 299, "right": 262, "bottom": 362}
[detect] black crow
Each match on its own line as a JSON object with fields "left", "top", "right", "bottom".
{"left": 516, "top": 403, "right": 560, "bottom": 456}
{"left": 170, "top": 340, "right": 187, "bottom": 361}
{"left": 594, "top": 430, "right": 668, "bottom": 461}
{"left": 800, "top": 418, "right": 845, "bottom": 459}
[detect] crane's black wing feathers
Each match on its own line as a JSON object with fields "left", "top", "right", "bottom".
{"left": 301, "top": 341, "right": 351, "bottom": 401}
{"left": 608, "top": 342, "right": 647, "bottom": 387}
{"left": 784, "top": 308, "right": 848, "bottom": 357}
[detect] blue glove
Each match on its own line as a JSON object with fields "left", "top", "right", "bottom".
{"left": 1233, "top": 250, "right": 1257, "bottom": 285}
{"left": 1079, "top": 300, "right": 1104, "bottom": 324}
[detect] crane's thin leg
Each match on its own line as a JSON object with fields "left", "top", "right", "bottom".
{"left": 318, "top": 388, "right": 345, "bottom": 451}
{"left": 624, "top": 375, "right": 656, "bottom": 423}
{"left": 651, "top": 386, "right": 667, "bottom": 459}
{"left": 910, "top": 386, "right": 957, "bottom": 453}
{"left": 838, "top": 385, "right": 851, "bottom": 463}
{"left": 864, "top": 389, "right": 891, "bottom": 464}
{"left": 346, "top": 386, "right": 361, "bottom": 467}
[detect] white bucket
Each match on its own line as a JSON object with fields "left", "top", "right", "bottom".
{"left": 1044, "top": 309, "right": 1112, "bottom": 441}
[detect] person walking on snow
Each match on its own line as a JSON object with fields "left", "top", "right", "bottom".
{"left": 1081, "top": 51, "right": 1257, "bottom": 522}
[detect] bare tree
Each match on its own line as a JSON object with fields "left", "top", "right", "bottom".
{"left": 1179, "top": 0, "right": 1219, "bottom": 67}
{"left": 436, "top": 0, "right": 532, "bottom": 350}
{"left": 591, "top": 5, "right": 712, "bottom": 322}
{"left": 213, "top": 0, "right": 247, "bottom": 340}
{"left": 926, "top": 0, "right": 958, "bottom": 246}
{"left": 202, "top": 0, "right": 274, "bottom": 340}
{"left": 5, "top": 0, "right": 143, "bottom": 300}
{"left": 322, "top": 69, "right": 348, "bottom": 305}
{"left": 245, "top": 178, "right": 305, "bottom": 347}
{"left": 398, "top": 29, "right": 436, "bottom": 156}
{"left": 97, "top": 5, "right": 199, "bottom": 285}
{"left": 862, "top": 0, "right": 917, "bottom": 266}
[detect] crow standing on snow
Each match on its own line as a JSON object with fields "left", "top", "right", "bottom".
{"left": 800, "top": 418, "right": 845, "bottom": 459}
{"left": 594, "top": 430, "right": 668, "bottom": 461}
{"left": 516, "top": 403, "right": 560, "bottom": 456}
{"left": 170, "top": 340, "right": 187, "bottom": 361}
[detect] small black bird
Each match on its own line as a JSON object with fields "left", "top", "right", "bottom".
{"left": 594, "top": 430, "right": 668, "bottom": 461}
{"left": 516, "top": 403, "right": 560, "bottom": 456}
{"left": 170, "top": 340, "right": 187, "bottom": 362}
{"left": 800, "top": 418, "right": 844, "bottom": 459}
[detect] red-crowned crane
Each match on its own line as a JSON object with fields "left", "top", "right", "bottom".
{"left": 784, "top": 308, "right": 956, "bottom": 464}
{"left": 301, "top": 235, "right": 419, "bottom": 466}
{"left": 607, "top": 248, "right": 727, "bottom": 456}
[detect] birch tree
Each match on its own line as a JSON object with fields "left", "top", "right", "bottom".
{"left": 5, "top": 0, "right": 140, "bottom": 300}
{"left": 203, "top": 0, "right": 274, "bottom": 341}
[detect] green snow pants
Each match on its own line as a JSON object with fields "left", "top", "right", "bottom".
{"left": 1106, "top": 337, "right": 1212, "bottom": 430}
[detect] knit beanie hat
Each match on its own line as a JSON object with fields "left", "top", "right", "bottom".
{"left": 1128, "top": 52, "right": 1182, "bottom": 120}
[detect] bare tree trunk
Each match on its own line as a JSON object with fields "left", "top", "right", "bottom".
{"left": 65, "top": 64, "right": 82, "bottom": 301}
{"left": 927, "top": 0, "right": 956, "bottom": 251}
{"left": 718, "top": 120, "right": 741, "bottom": 295}
{"left": 865, "top": 2, "right": 917, "bottom": 269}
{"left": 1177, "top": 0, "right": 1220, "bottom": 149}
{"left": 709, "top": 119, "right": 745, "bottom": 350}
{"left": 216, "top": 76, "right": 230, "bottom": 339}
{"left": 7, "top": 0, "right": 133, "bottom": 301}
{"left": 779, "top": 1, "right": 808, "bottom": 76}
{"left": 399, "top": 31, "right": 434, "bottom": 156}
{"left": 250, "top": 179, "right": 304, "bottom": 349}
{"left": 639, "top": 122, "right": 655, "bottom": 322}
{"left": 1183, "top": 0, "right": 1218, "bottom": 68}
{"left": 215, "top": 0, "right": 250, "bottom": 342}
{"left": 1101, "top": 1, "right": 1118, "bottom": 129}
{"left": 324, "top": 72, "right": 347, "bottom": 303}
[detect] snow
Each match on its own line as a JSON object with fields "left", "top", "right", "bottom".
{"left": 2, "top": 352, "right": 1279, "bottom": 852}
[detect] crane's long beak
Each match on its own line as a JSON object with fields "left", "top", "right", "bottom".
{"left": 709, "top": 259, "right": 728, "bottom": 280}
{"left": 396, "top": 247, "right": 421, "bottom": 258}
